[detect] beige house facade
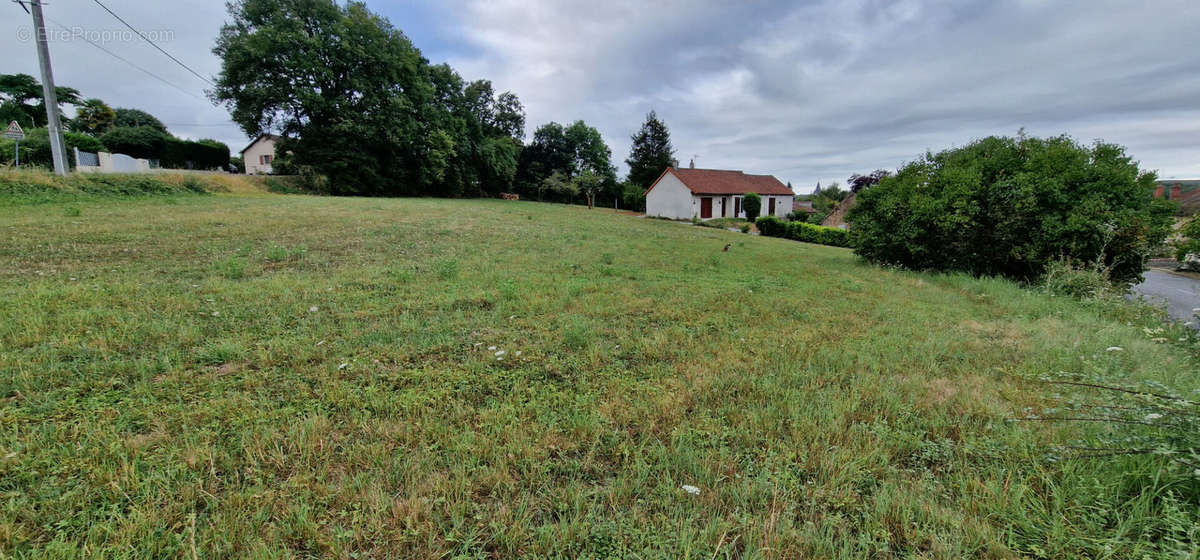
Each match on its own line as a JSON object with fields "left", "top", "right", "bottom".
{"left": 241, "top": 135, "right": 280, "bottom": 175}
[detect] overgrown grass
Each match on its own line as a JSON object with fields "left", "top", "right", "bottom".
{"left": 0, "top": 169, "right": 271, "bottom": 205}
{"left": 1, "top": 193, "right": 1198, "bottom": 557}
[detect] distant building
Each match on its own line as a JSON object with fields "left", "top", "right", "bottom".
{"left": 240, "top": 134, "right": 280, "bottom": 175}
{"left": 1154, "top": 180, "right": 1200, "bottom": 214}
{"left": 644, "top": 166, "right": 795, "bottom": 220}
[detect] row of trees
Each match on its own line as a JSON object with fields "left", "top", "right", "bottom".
{"left": 213, "top": 0, "right": 522, "bottom": 196}
{"left": 1, "top": 73, "right": 230, "bottom": 170}
{"left": 213, "top": 0, "right": 682, "bottom": 202}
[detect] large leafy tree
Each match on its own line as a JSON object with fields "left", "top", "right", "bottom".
{"left": 625, "top": 110, "right": 675, "bottom": 190}
{"left": 0, "top": 73, "right": 82, "bottom": 129}
{"left": 213, "top": 0, "right": 435, "bottom": 195}
{"left": 849, "top": 134, "right": 1176, "bottom": 284}
{"left": 847, "top": 169, "right": 890, "bottom": 193}
{"left": 518, "top": 120, "right": 616, "bottom": 203}
{"left": 113, "top": 108, "right": 168, "bottom": 133}
{"left": 75, "top": 99, "right": 117, "bottom": 136}
{"left": 212, "top": 0, "right": 523, "bottom": 196}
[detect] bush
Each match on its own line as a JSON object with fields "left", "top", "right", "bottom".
{"left": 848, "top": 134, "right": 1175, "bottom": 285}
{"left": 161, "top": 138, "right": 230, "bottom": 170}
{"left": 1176, "top": 215, "right": 1200, "bottom": 263}
{"left": 743, "top": 192, "right": 761, "bottom": 221}
{"left": 1041, "top": 258, "right": 1113, "bottom": 299}
{"left": 740, "top": 223, "right": 751, "bottom": 234}
{"left": 100, "top": 126, "right": 170, "bottom": 160}
{"left": 756, "top": 216, "right": 852, "bottom": 248}
{"left": 0, "top": 128, "right": 105, "bottom": 169}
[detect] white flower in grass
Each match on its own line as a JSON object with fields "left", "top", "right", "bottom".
{"left": 488, "top": 346, "right": 497, "bottom": 351}
{"left": 1145, "top": 413, "right": 1162, "bottom": 421}
{"left": 338, "top": 363, "right": 349, "bottom": 370}
{"left": 681, "top": 485, "right": 700, "bottom": 495}
{"left": 309, "top": 306, "right": 319, "bottom": 313}
{"left": 211, "top": 311, "right": 220, "bottom": 317}
{"left": 495, "top": 350, "right": 506, "bottom": 356}
{"left": 1105, "top": 347, "right": 1123, "bottom": 352}
{"left": 514, "top": 351, "right": 522, "bottom": 357}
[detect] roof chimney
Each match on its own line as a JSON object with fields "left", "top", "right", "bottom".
{"left": 689, "top": 158, "right": 695, "bottom": 169}
{"left": 1171, "top": 183, "right": 1183, "bottom": 200}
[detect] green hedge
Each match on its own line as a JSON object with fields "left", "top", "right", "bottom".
{"left": 0, "top": 128, "right": 105, "bottom": 169}
{"left": 756, "top": 216, "right": 852, "bottom": 248}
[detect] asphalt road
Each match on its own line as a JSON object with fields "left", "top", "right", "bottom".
{"left": 1131, "top": 270, "right": 1200, "bottom": 325}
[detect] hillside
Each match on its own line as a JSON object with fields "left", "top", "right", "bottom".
{"left": 1, "top": 192, "right": 1197, "bottom": 557}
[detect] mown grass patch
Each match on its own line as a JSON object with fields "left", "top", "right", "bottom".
{"left": 0, "top": 194, "right": 1197, "bottom": 558}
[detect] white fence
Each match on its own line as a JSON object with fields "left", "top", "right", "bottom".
{"left": 75, "top": 148, "right": 151, "bottom": 174}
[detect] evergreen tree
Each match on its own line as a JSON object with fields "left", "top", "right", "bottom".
{"left": 624, "top": 110, "right": 675, "bottom": 190}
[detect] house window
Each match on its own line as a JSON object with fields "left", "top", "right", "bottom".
{"left": 260, "top": 154, "right": 273, "bottom": 165}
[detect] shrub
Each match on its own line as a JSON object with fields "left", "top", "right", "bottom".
{"left": 100, "top": 126, "right": 170, "bottom": 160}
{"left": 161, "top": 138, "right": 231, "bottom": 170}
{"left": 1041, "top": 258, "right": 1113, "bottom": 299}
{"left": 848, "top": 134, "right": 1175, "bottom": 285}
{"left": 0, "top": 128, "right": 105, "bottom": 169}
{"left": 743, "top": 193, "right": 761, "bottom": 221}
{"left": 755, "top": 216, "right": 852, "bottom": 248}
{"left": 756, "top": 216, "right": 787, "bottom": 237}
{"left": 1176, "top": 215, "right": 1200, "bottom": 264}
{"left": 740, "top": 223, "right": 751, "bottom": 234}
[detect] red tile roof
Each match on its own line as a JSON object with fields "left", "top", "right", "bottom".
{"left": 647, "top": 168, "right": 794, "bottom": 197}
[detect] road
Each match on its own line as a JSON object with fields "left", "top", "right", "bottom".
{"left": 1131, "top": 269, "right": 1200, "bottom": 326}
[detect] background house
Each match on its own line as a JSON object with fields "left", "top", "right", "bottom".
{"left": 241, "top": 134, "right": 280, "bottom": 175}
{"left": 1154, "top": 180, "right": 1200, "bottom": 215}
{"left": 644, "top": 167, "right": 794, "bottom": 220}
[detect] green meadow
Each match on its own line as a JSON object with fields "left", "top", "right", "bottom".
{"left": 1, "top": 185, "right": 1197, "bottom": 558}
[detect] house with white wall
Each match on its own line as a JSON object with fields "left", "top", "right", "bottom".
{"left": 644, "top": 166, "right": 795, "bottom": 220}
{"left": 240, "top": 134, "right": 280, "bottom": 175}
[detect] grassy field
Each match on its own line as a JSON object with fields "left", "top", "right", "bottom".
{"left": 1, "top": 189, "right": 1198, "bottom": 558}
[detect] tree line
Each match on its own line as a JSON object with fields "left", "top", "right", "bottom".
{"left": 0, "top": 73, "right": 231, "bottom": 170}
{"left": 212, "top": 0, "right": 677, "bottom": 205}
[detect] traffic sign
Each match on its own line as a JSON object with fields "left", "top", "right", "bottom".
{"left": 4, "top": 121, "right": 24, "bottom": 141}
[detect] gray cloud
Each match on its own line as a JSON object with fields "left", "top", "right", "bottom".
{"left": 442, "top": 0, "right": 1200, "bottom": 191}
{"left": 3, "top": 1, "right": 1197, "bottom": 191}
{"left": 1, "top": 1, "right": 246, "bottom": 150}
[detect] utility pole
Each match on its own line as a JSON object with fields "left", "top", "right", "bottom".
{"left": 29, "top": 0, "right": 69, "bottom": 175}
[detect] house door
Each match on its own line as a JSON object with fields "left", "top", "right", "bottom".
{"left": 700, "top": 197, "right": 713, "bottom": 219}
{"left": 735, "top": 197, "right": 741, "bottom": 217}
{"left": 768, "top": 197, "right": 776, "bottom": 216}
{"left": 721, "top": 197, "right": 728, "bottom": 217}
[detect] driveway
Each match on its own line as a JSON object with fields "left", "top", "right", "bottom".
{"left": 1131, "top": 269, "right": 1200, "bottom": 326}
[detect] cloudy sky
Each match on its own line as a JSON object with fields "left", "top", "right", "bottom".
{"left": 4, "top": 0, "right": 1198, "bottom": 192}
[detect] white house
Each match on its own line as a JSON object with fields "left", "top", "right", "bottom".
{"left": 240, "top": 134, "right": 280, "bottom": 175}
{"left": 644, "top": 166, "right": 795, "bottom": 220}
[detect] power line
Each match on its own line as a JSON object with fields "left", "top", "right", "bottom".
{"left": 45, "top": 17, "right": 206, "bottom": 101}
{"left": 90, "top": 0, "right": 215, "bottom": 87}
